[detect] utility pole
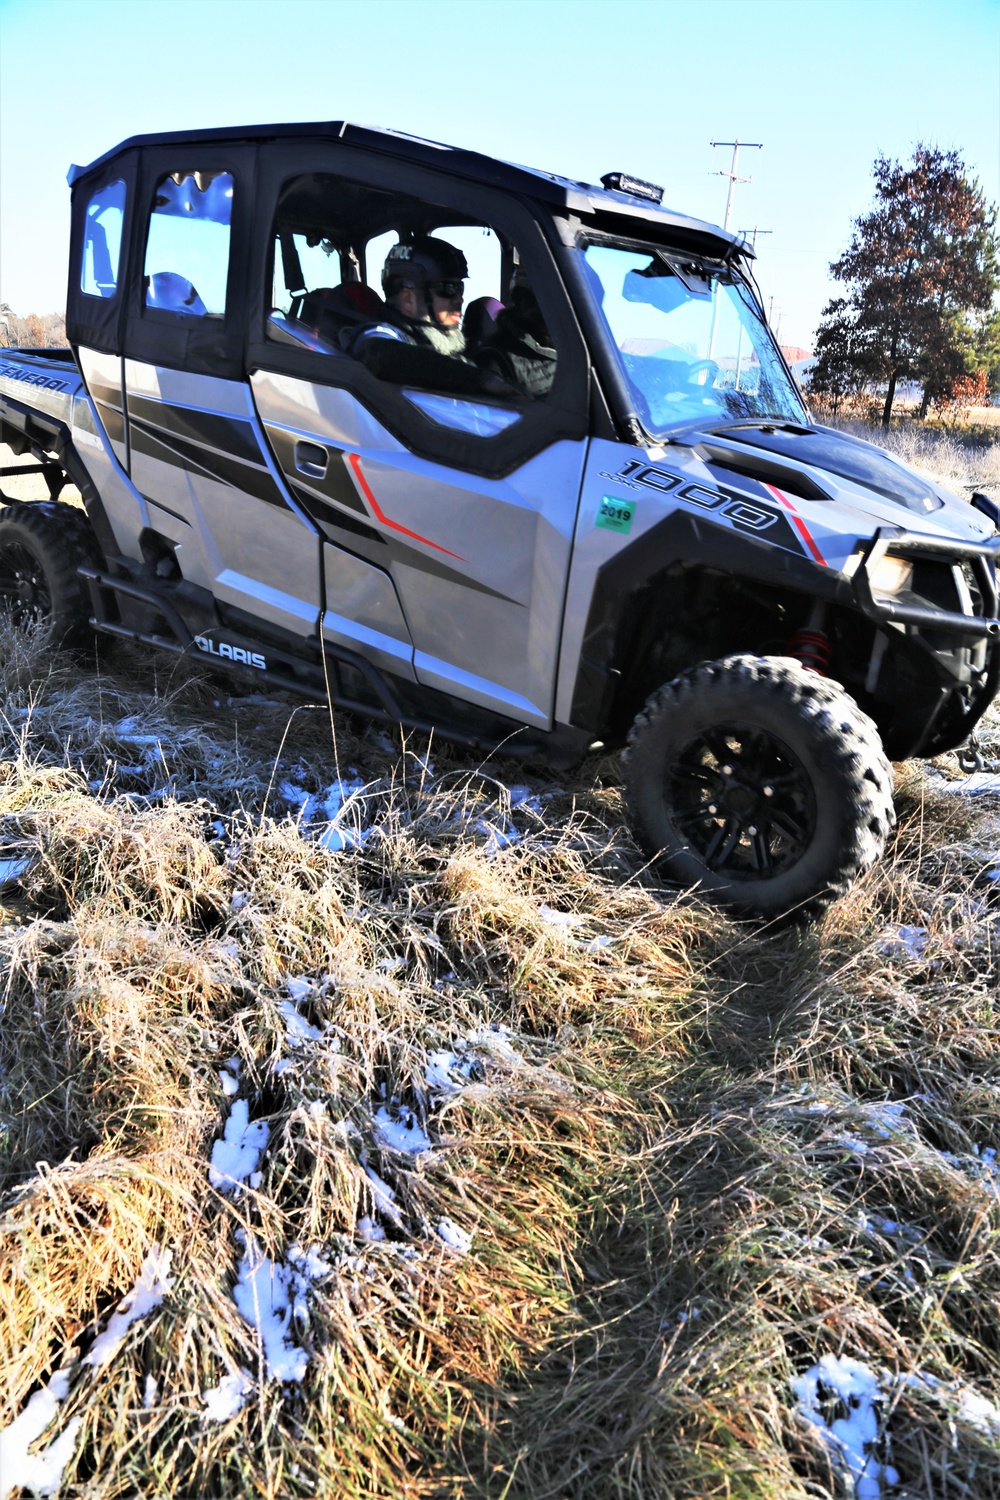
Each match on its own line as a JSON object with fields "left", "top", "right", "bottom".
{"left": 710, "top": 139, "right": 762, "bottom": 231}
{"left": 737, "top": 227, "right": 772, "bottom": 252}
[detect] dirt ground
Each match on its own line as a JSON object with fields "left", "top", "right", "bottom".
{"left": 0, "top": 443, "right": 83, "bottom": 505}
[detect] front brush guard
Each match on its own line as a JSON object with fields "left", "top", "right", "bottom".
{"left": 851, "top": 528, "right": 1000, "bottom": 640}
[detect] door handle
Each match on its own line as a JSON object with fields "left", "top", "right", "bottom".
{"left": 294, "top": 441, "right": 328, "bottom": 479}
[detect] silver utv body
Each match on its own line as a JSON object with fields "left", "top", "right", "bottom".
{"left": 3, "top": 120, "right": 999, "bottom": 803}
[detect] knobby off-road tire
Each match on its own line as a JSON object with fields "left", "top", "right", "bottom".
{"left": 0, "top": 501, "right": 101, "bottom": 648}
{"left": 623, "top": 654, "right": 895, "bottom": 922}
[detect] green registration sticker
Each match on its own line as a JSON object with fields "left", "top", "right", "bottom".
{"left": 596, "top": 494, "right": 636, "bottom": 534}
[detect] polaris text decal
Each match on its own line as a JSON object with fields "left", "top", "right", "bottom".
{"left": 599, "top": 459, "right": 781, "bottom": 536}
{"left": 0, "top": 361, "right": 71, "bottom": 393}
{"left": 195, "top": 635, "right": 266, "bottom": 670}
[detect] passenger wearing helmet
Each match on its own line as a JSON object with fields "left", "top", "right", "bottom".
{"left": 352, "top": 235, "right": 511, "bottom": 396}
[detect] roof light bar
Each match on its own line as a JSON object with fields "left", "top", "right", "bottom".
{"left": 600, "top": 172, "right": 664, "bottom": 204}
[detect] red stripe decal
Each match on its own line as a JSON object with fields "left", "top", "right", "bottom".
{"left": 347, "top": 452, "right": 465, "bottom": 560}
{"left": 762, "top": 483, "right": 826, "bottom": 565}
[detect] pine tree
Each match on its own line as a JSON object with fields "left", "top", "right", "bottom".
{"left": 810, "top": 146, "right": 999, "bottom": 426}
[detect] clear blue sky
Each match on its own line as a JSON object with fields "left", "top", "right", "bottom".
{"left": 1, "top": 0, "right": 997, "bottom": 350}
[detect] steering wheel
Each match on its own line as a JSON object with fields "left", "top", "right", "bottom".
{"left": 684, "top": 359, "right": 720, "bottom": 387}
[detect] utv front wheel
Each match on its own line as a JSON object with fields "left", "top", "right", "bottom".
{"left": 623, "top": 655, "right": 895, "bottom": 921}
{"left": 0, "top": 501, "right": 99, "bottom": 647}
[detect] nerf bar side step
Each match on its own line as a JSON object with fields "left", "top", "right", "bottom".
{"left": 78, "top": 567, "right": 480, "bottom": 748}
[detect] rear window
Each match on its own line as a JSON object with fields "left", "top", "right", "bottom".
{"left": 80, "top": 180, "right": 126, "bottom": 299}
{"left": 143, "top": 170, "right": 233, "bottom": 317}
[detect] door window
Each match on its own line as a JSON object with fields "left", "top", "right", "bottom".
{"left": 80, "top": 180, "right": 126, "bottom": 299}
{"left": 143, "top": 170, "right": 234, "bottom": 317}
{"left": 266, "top": 172, "right": 558, "bottom": 415}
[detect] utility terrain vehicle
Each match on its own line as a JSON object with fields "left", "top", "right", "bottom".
{"left": 2, "top": 123, "right": 999, "bottom": 918}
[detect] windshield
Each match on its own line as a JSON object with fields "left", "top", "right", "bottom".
{"left": 583, "top": 243, "right": 808, "bottom": 436}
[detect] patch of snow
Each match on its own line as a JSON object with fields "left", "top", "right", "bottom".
{"left": 956, "top": 1385, "right": 1000, "bottom": 1437}
{"left": 507, "top": 785, "right": 543, "bottom": 814}
{"left": 279, "top": 777, "right": 369, "bottom": 850}
{"left": 374, "top": 1104, "right": 431, "bottom": 1155}
{"left": 83, "top": 1246, "right": 174, "bottom": 1370}
{"left": 585, "top": 934, "right": 615, "bottom": 952}
{"left": 218, "top": 1069, "right": 239, "bottom": 1097}
{"left": 929, "top": 771, "right": 1000, "bottom": 796}
{"left": 358, "top": 1216, "right": 386, "bottom": 1242}
{"left": 287, "top": 1243, "right": 333, "bottom": 1286}
{"left": 377, "top": 955, "right": 406, "bottom": 972}
{"left": 425, "top": 1050, "right": 483, "bottom": 1094}
{"left": 476, "top": 819, "right": 520, "bottom": 854}
{"left": 202, "top": 1368, "right": 254, "bottom": 1422}
{"left": 538, "top": 904, "right": 584, "bottom": 930}
{"left": 278, "top": 999, "right": 324, "bottom": 1045}
{"left": 878, "top": 925, "right": 930, "bottom": 960}
{"left": 834, "top": 1136, "right": 870, "bottom": 1156}
{"left": 363, "top": 1163, "right": 403, "bottom": 1225}
{"left": 143, "top": 1374, "right": 157, "bottom": 1410}
{"left": 436, "top": 1217, "right": 473, "bottom": 1255}
{"left": 0, "top": 1370, "right": 81, "bottom": 1500}
{"left": 231, "top": 890, "right": 250, "bottom": 912}
{"left": 792, "top": 1354, "right": 899, "bottom": 1498}
{"left": 285, "top": 976, "right": 315, "bottom": 1004}
{"left": 209, "top": 1100, "right": 269, "bottom": 1193}
{"left": 273, "top": 1059, "right": 293, "bottom": 1077}
{"left": 232, "top": 1237, "right": 328, "bottom": 1383}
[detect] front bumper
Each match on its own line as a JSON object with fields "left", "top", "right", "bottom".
{"left": 851, "top": 528, "right": 1000, "bottom": 641}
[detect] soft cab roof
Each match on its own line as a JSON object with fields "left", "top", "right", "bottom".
{"left": 69, "top": 120, "right": 746, "bottom": 260}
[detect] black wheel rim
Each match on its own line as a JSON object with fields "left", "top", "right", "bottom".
{"left": 667, "top": 720, "right": 817, "bottom": 881}
{"left": 0, "top": 541, "right": 52, "bottom": 626}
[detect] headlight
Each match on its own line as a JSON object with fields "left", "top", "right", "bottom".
{"left": 842, "top": 550, "right": 914, "bottom": 594}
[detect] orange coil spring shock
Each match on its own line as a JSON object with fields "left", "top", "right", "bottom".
{"left": 785, "top": 628, "right": 832, "bottom": 675}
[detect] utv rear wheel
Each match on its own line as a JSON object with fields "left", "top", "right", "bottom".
{"left": 0, "top": 501, "right": 99, "bottom": 647}
{"left": 623, "top": 655, "right": 895, "bottom": 921}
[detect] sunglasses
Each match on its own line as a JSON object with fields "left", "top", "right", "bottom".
{"left": 428, "top": 280, "right": 464, "bottom": 300}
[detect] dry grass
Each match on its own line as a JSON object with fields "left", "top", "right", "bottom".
{"left": 3, "top": 428, "right": 1000, "bottom": 1497}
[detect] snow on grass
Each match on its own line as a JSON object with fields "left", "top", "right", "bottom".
{"left": 436, "top": 1217, "right": 473, "bottom": 1255}
{"left": 538, "top": 904, "right": 585, "bottom": 932}
{"left": 0, "top": 1247, "right": 174, "bottom": 1496}
{"left": 927, "top": 770, "right": 1000, "bottom": 796}
{"left": 425, "top": 1050, "right": 484, "bottom": 1095}
{"left": 218, "top": 1067, "right": 239, "bottom": 1097}
{"left": 792, "top": 1354, "right": 899, "bottom": 1499}
{"left": 232, "top": 1236, "right": 330, "bottom": 1383}
{"left": 278, "top": 999, "right": 324, "bottom": 1045}
{"left": 202, "top": 1368, "right": 254, "bottom": 1423}
{"left": 82, "top": 1246, "right": 174, "bottom": 1370}
{"left": 878, "top": 925, "right": 930, "bottom": 960}
{"left": 363, "top": 1163, "right": 403, "bottom": 1227}
{"left": 373, "top": 1104, "right": 431, "bottom": 1156}
{"left": 358, "top": 1216, "right": 386, "bottom": 1242}
{"left": 0, "top": 1371, "right": 81, "bottom": 1500}
{"left": 208, "top": 1100, "right": 269, "bottom": 1194}
{"left": 278, "top": 775, "right": 370, "bottom": 850}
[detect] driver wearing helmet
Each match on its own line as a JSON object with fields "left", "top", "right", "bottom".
{"left": 352, "top": 235, "right": 512, "bottom": 395}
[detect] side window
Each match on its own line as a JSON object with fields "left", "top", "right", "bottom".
{"left": 80, "top": 180, "right": 126, "bottom": 299}
{"left": 143, "top": 171, "right": 233, "bottom": 317}
{"left": 266, "top": 173, "right": 558, "bottom": 419}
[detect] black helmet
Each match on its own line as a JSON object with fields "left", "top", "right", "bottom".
{"left": 382, "top": 236, "right": 469, "bottom": 296}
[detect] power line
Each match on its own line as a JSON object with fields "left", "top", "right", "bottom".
{"left": 710, "top": 139, "right": 762, "bottom": 231}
